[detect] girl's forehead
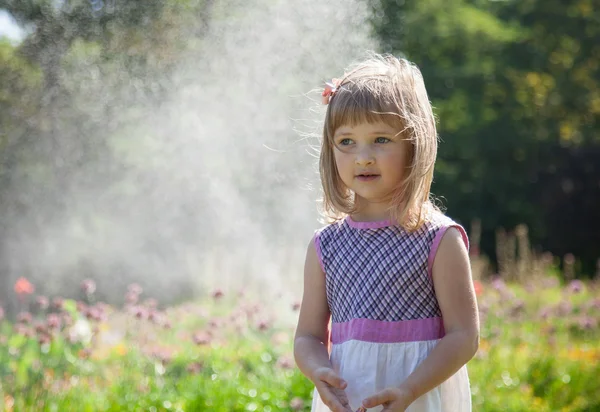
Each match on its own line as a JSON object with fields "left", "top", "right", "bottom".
{"left": 334, "top": 121, "right": 399, "bottom": 136}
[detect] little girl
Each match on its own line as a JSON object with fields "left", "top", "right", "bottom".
{"left": 293, "top": 54, "right": 480, "bottom": 412}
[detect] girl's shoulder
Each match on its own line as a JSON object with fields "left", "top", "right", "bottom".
{"left": 314, "top": 217, "right": 347, "bottom": 238}
{"left": 421, "top": 209, "right": 469, "bottom": 250}
{"left": 422, "top": 209, "right": 460, "bottom": 230}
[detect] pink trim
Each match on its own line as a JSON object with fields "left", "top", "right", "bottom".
{"left": 313, "top": 233, "right": 325, "bottom": 273}
{"left": 331, "top": 317, "right": 445, "bottom": 344}
{"left": 345, "top": 216, "right": 393, "bottom": 229}
{"left": 427, "top": 225, "right": 469, "bottom": 278}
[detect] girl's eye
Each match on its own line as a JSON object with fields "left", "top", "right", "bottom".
{"left": 339, "top": 138, "right": 353, "bottom": 146}
{"left": 375, "top": 137, "right": 390, "bottom": 144}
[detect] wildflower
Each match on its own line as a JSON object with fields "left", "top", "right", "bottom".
{"left": 15, "top": 324, "right": 34, "bottom": 338}
{"left": 192, "top": 331, "right": 211, "bottom": 346}
{"left": 35, "top": 296, "right": 49, "bottom": 310}
{"left": 212, "top": 289, "right": 224, "bottom": 300}
{"left": 133, "top": 306, "right": 148, "bottom": 320}
{"left": 0, "top": 306, "right": 4, "bottom": 322}
{"left": 473, "top": 280, "right": 483, "bottom": 297}
{"left": 144, "top": 298, "right": 158, "bottom": 309}
{"left": 76, "top": 301, "right": 88, "bottom": 314}
{"left": 557, "top": 301, "right": 573, "bottom": 316}
{"left": 38, "top": 333, "right": 52, "bottom": 346}
{"left": 291, "top": 301, "right": 301, "bottom": 311}
{"left": 81, "top": 279, "right": 96, "bottom": 295}
{"left": 125, "top": 291, "right": 139, "bottom": 305}
{"left": 290, "top": 397, "right": 304, "bottom": 410}
{"left": 491, "top": 277, "right": 506, "bottom": 291}
{"left": 510, "top": 300, "right": 526, "bottom": 317}
{"left": 62, "top": 312, "right": 73, "bottom": 327}
{"left": 34, "top": 321, "right": 47, "bottom": 334}
{"left": 69, "top": 319, "right": 93, "bottom": 344}
{"left": 187, "top": 361, "right": 204, "bottom": 374}
{"left": 567, "top": 280, "right": 584, "bottom": 294}
{"left": 46, "top": 313, "right": 62, "bottom": 330}
{"left": 52, "top": 297, "right": 64, "bottom": 310}
{"left": 577, "top": 316, "right": 597, "bottom": 331}
{"left": 276, "top": 356, "right": 294, "bottom": 369}
{"left": 128, "top": 283, "right": 143, "bottom": 296}
{"left": 257, "top": 319, "right": 271, "bottom": 332}
{"left": 14, "top": 277, "right": 34, "bottom": 295}
{"left": 538, "top": 306, "right": 552, "bottom": 320}
{"left": 17, "top": 312, "right": 32, "bottom": 324}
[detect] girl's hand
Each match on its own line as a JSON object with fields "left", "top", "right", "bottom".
{"left": 313, "top": 367, "right": 353, "bottom": 412}
{"left": 361, "top": 386, "right": 415, "bottom": 412}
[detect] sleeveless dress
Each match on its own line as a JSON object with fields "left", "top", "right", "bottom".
{"left": 310, "top": 211, "right": 472, "bottom": 412}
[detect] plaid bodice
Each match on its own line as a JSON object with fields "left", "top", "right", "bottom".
{"left": 315, "top": 212, "right": 461, "bottom": 324}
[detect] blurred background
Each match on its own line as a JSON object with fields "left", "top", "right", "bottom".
{"left": 0, "top": 0, "right": 598, "bottom": 314}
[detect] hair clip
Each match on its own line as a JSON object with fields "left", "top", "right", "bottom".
{"left": 322, "top": 78, "right": 341, "bottom": 105}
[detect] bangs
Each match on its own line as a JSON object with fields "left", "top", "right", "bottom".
{"left": 325, "top": 81, "right": 405, "bottom": 142}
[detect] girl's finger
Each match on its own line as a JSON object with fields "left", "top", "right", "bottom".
{"left": 362, "top": 389, "right": 392, "bottom": 408}
{"left": 323, "top": 370, "right": 347, "bottom": 389}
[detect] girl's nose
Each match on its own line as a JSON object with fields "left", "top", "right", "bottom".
{"left": 355, "top": 147, "right": 375, "bottom": 166}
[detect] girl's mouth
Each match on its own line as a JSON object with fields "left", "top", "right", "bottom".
{"left": 356, "top": 174, "right": 380, "bottom": 181}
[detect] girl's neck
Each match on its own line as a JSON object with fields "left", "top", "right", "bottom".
{"left": 351, "top": 198, "right": 392, "bottom": 222}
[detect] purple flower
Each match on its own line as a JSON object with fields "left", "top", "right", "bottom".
{"left": 538, "top": 306, "right": 552, "bottom": 320}
{"left": 567, "top": 280, "right": 584, "bottom": 294}
{"left": 35, "top": 296, "right": 49, "bottom": 310}
{"left": 491, "top": 277, "right": 506, "bottom": 291}
{"left": 17, "top": 312, "right": 33, "bottom": 324}
{"left": 557, "top": 301, "right": 573, "bottom": 316}
{"left": 577, "top": 316, "right": 597, "bottom": 331}
{"left": 46, "top": 313, "right": 62, "bottom": 330}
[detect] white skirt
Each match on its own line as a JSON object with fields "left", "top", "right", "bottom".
{"left": 310, "top": 339, "right": 471, "bottom": 412}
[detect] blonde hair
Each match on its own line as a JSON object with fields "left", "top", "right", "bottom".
{"left": 319, "top": 53, "right": 438, "bottom": 231}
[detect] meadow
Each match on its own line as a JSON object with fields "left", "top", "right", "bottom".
{"left": 2, "top": 263, "right": 599, "bottom": 412}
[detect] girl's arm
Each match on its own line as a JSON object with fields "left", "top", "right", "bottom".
{"left": 363, "top": 227, "right": 480, "bottom": 409}
{"left": 294, "top": 238, "right": 352, "bottom": 412}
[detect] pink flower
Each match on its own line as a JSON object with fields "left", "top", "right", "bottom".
{"left": 257, "top": 319, "right": 271, "bottom": 332}
{"left": 290, "top": 397, "right": 304, "bottom": 410}
{"left": 276, "top": 356, "right": 294, "bottom": 369}
{"left": 211, "top": 289, "right": 224, "bottom": 300}
{"left": 17, "top": 312, "right": 33, "bottom": 324}
{"left": 125, "top": 291, "right": 139, "bottom": 305}
{"left": 52, "top": 297, "right": 64, "bottom": 310}
{"left": 35, "top": 296, "right": 49, "bottom": 310}
{"left": 81, "top": 279, "right": 96, "bottom": 295}
{"left": 128, "top": 283, "right": 143, "bottom": 295}
{"left": 192, "top": 331, "right": 211, "bottom": 346}
{"left": 14, "top": 277, "right": 34, "bottom": 295}
{"left": 46, "top": 313, "right": 62, "bottom": 330}
{"left": 322, "top": 78, "right": 341, "bottom": 105}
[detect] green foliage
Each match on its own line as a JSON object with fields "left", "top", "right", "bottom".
{"left": 370, "top": 0, "right": 600, "bottom": 274}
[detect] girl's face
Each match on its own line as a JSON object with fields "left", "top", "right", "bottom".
{"left": 333, "top": 121, "right": 408, "bottom": 210}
